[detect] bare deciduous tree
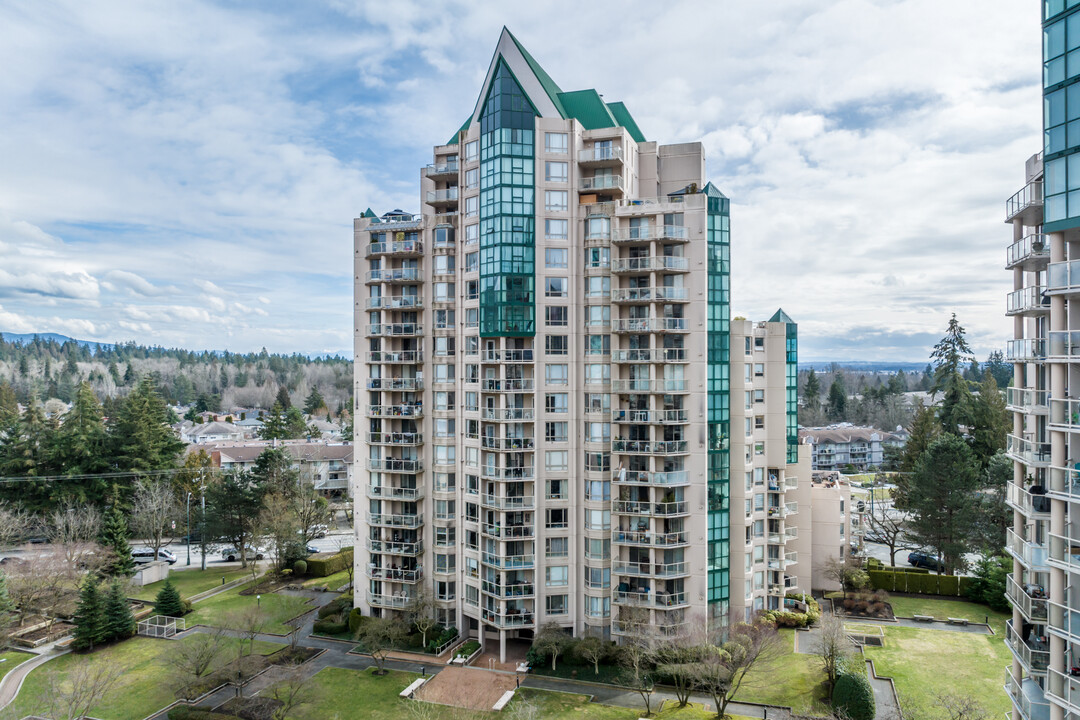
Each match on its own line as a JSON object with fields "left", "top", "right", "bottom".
{"left": 408, "top": 587, "right": 439, "bottom": 649}
{"left": 356, "top": 616, "right": 407, "bottom": 675}
{"left": 0, "top": 502, "right": 33, "bottom": 547}
{"left": 935, "top": 692, "right": 992, "bottom": 720}
{"left": 334, "top": 536, "right": 354, "bottom": 589}
{"left": 820, "top": 556, "right": 869, "bottom": 600}
{"left": 37, "top": 660, "right": 122, "bottom": 720}
{"left": 6, "top": 551, "right": 74, "bottom": 626}
{"left": 270, "top": 666, "right": 316, "bottom": 720}
{"left": 225, "top": 605, "right": 270, "bottom": 658}
{"left": 816, "top": 613, "right": 854, "bottom": 692}
{"left": 577, "top": 635, "right": 606, "bottom": 676}
{"left": 130, "top": 479, "right": 179, "bottom": 562}
{"left": 651, "top": 621, "right": 701, "bottom": 708}
{"left": 47, "top": 501, "right": 102, "bottom": 569}
{"left": 533, "top": 622, "right": 570, "bottom": 672}
{"left": 616, "top": 632, "right": 656, "bottom": 717}
{"left": 694, "top": 620, "right": 785, "bottom": 720}
{"left": 864, "top": 505, "right": 916, "bottom": 566}
{"left": 259, "top": 492, "right": 300, "bottom": 571}
{"left": 169, "top": 626, "right": 229, "bottom": 699}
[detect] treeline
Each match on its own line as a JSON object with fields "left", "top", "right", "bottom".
{"left": 0, "top": 334, "right": 352, "bottom": 417}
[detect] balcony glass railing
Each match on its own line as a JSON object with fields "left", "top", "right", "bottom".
{"left": 611, "top": 287, "right": 689, "bottom": 302}
{"left": 366, "top": 351, "right": 423, "bottom": 364}
{"left": 1006, "top": 478, "right": 1052, "bottom": 516}
{"left": 1007, "top": 387, "right": 1050, "bottom": 414}
{"left": 367, "top": 540, "right": 422, "bottom": 556}
{"left": 612, "top": 225, "right": 689, "bottom": 243}
{"left": 612, "top": 348, "right": 687, "bottom": 363}
{"left": 366, "top": 377, "right": 423, "bottom": 391}
{"left": 480, "top": 523, "right": 534, "bottom": 539}
{"left": 1046, "top": 668, "right": 1080, "bottom": 714}
{"left": 481, "top": 580, "right": 535, "bottom": 598}
{"left": 612, "top": 317, "right": 688, "bottom": 333}
{"left": 1006, "top": 574, "right": 1049, "bottom": 621}
{"left": 426, "top": 188, "right": 459, "bottom": 204}
{"left": 611, "top": 379, "right": 688, "bottom": 393}
{"left": 612, "top": 409, "right": 688, "bottom": 424}
{"left": 1048, "top": 260, "right": 1080, "bottom": 293}
{"left": 612, "top": 256, "right": 689, "bottom": 273}
{"left": 366, "top": 513, "right": 424, "bottom": 529}
{"left": 1006, "top": 180, "right": 1043, "bottom": 221}
{"left": 613, "top": 470, "right": 689, "bottom": 486}
{"left": 1007, "top": 338, "right": 1048, "bottom": 362}
{"left": 1051, "top": 398, "right": 1080, "bottom": 429}
{"left": 1007, "top": 286, "right": 1050, "bottom": 314}
{"left": 612, "top": 499, "right": 688, "bottom": 516}
{"left": 366, "top": 268, "right": 421, "bottom": 283}
{"left": 1007, "top": 434, "right": 1052, "bottom": 466}
{"left": 481, "top": 608, "right": 535, "bottom": 628}
{"left": 482, "top": 408, "right": 535, "bottom": 421}
{"left": 614, "top": 591, "right": 688, "bottom": 608}
{"left": 481, "top": 494, "right": 535, "bottom": 510}
{"left": 367, "top": 458, "right": 423, "bottom": 473}
{"left": 367, "top": 485, "right": 424, "bottom": 501}
{"left": 367, "top": 432, "right": 423, "bottom": 446}
{"left": 367, "top": 403, "right": 423, "bottom": 418}
{"left": 481, "top": 379, "right": 534, "bottom": 392}
{"left": 1007, "top": 527, "right": 1049, "bottom": 568}
{"left": 366, "top": 241, "right": 423, "bottom": 257}
{"left": 365, "top": 296, "right": 424, "bottom": 310}
{"left": 366, "top": 567, "right": 423, "bottom": 583}
{"left": 613, "top": 560, "right": 688, "bottom": 577}
{"left": 1048, "top": 465, "right": 1080, "bottom": 501}
{"left": 480, "top": 553, "right": 535, "bottom": 569}
{"left": 581, "top": 175, "right": 624, "bottom": 192}
{"left": 482, "top": 349, "right": 535, "bottom": 363}
{"left": 1008, "top": 234, "right": 1050, "bottom": 268}
{"left": 1005, "top": 619, "right": 1050, "bottom": 672}
{"left": 424, "top": 161, "right": 459, "bottom": 176}
{"left": 480, "top": 466, "right": 534, "bottom": 481}
{"left": 369, "top": 593, "right": 416, "bottom": 609}
{"left": 612, "top": 439, "right": 688, "bottom": 455}
{"left": 1049, "top": 331, "right": 1080, "bottom": 358}
{"left": 365, "top": 324, "right": 423, "bottom": 337}
{"left": 579, "top": 146, "right": 623, "bottom": 163}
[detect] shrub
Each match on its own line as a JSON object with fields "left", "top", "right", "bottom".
{"left": 833, "top": 672, "right": 876, "bottom": 720}
{"left": 292, "top": 560, "right": 308, "bottom": 576}
{"left": 348, "top": 607, "right": 367, "bottom": 634}
{"left": 872, "top": 589, "right": 889, "bottom": 604}
{"left": 843, "top": 598, "right": 856, "bottom": 611}
{"left": 313, "top": 618, "right": 347, "bottom": 635}
{"left": 455, "top": 640, "right": 481, "bottom": 659}
{"left": 869, "top": 602, "right": 886, "bottom": 617}
{"left": 306, "top": 549, "right": 353, "bottom": 578}
{"left": 407, "top": 632, "right": 424, "bottom": 649}
{"left": 318, "top": 597, "right": 351, "bottom": 619}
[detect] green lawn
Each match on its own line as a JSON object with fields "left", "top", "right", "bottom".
{"left": 133, "top": 567, "right": 254, "bottom": 602}
{"left": 301, "top": 568, "right": 352, "bottom": 590}
{"left": 9, "top": 635, "right": 283, "bottom": 720}
{"left": 184, "top": 581, "right": 313, "bottom": 634}
{"left": 884, "top": 595, "right": 1009, "bottom": 634}
{"left": 734, "top": 629, "right": 830, "bottom": 716}
{"left": 0, "top": 650, "right": 33, "bottom": 682}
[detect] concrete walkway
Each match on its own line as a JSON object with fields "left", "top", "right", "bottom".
{"left": 866, "top": 660, "right": 902, "bottom": 720}
{"left": 0, "top": 648, "right": 69, "bottom": 709}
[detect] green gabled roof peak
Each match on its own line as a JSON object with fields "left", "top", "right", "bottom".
{"left": 504, "top": 27, "right": 566, "bottom": 118}
{"left": 769, "top": 308, "right": 796, "bottom": 324}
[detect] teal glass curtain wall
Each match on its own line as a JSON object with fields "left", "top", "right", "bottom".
{"left": 479, "top": 60, "right": 537, "bottom": 336}
{"left": 1044, "top": 2, "right": 1080, "bottom": 231}
{"left": 705, "top": 188, "right": 730, "bottom": 624}
{"left": 786, "top": 323, "right": 798, "bottom": 464}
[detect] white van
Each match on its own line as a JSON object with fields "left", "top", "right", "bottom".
{"left": 131, "top": 548, "right": 177, "bottom": 565}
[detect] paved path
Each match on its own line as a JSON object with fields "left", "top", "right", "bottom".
{"left": 866, "top": 660, "right": 902, "bottom": 720}
{"left": 0, "top": 649, "right": 69, "bottom": 709}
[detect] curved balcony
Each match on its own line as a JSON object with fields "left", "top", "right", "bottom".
{"left": 1007, "top": 527, "right": 1049, "bottom": 570}
{"left": 1006, "top": 180, "right": 1043, "bottom": 224}
{"left": 613, "top": 470, "right": 689, "bottom": 486}
{"left": 480, "top": 552, "right": 534, "bottom": 570}
{"left": 426, "top": 187, "right": 459, "bottom": 207}
{"left": 612, "top": 256, "right": 689, "bottom": 274}
{"left": 612, "top": 409, "right": 688, "bottom": 425}
{"left": 365, "top": 296, "right": 424, "bottom": 310}
{"left": 611, "top": 379, "right": 687, "bottom": 393}
{"left": 1007, "top": 434, "right": 1051, "bottom": 467}
{"left": 368, "top": 593, "right": 417, "bottom": 609}
{"left": 367, "top": 513, "right": 424, "bottom": 529}
{"left": 366, "top": 268, "right": 422, "bottom": 284}
{"left": 366, "top": 351, "right": 423, "bottom": 364}
{"left": 481, "top": 523, "right": 534, "bottom": 539}
{"left": 1007, "top": 287, "right": 1050, "bottom": 316}
{"left": 366, "top": 241, "right": 424, "bottom": 258}
{"left": 612, "top": 318, "right": 687, "bottom": 333}
{"left": 1007, "top": 387, "right": 1049, "bottom": 415}
{"left": 367, "top": 540, "right": 423, "bottom": 556}
{"left": 482, "top": 408, "right": 535, "bottom": 421}
{"left": 611, "top": 287, "right": 689, "bottom": 303}
{"left": 367, "top": 485, "right": 424, "bottom": 501}
{"left": 1005, "top": 619, "right": 1049, "bottom": 673}
{"left": 612, "top": 348, "right": 687, "bottom": 363}
{"left": 1005, "top": 574, "right": 1048, "bottom": 622}
{"left": 1008, "top": 234, "right": 1050, "bottom": 270}
{"left": 613, "top": 560, "right": 688, "bottom": 578}
{"left": 481, "top": 608, "right": 535, "bottom": 628}
{"left": 481, "top": 580, "right": 535, "bottom": 598}
{"left": 481, "top": 494, "right": 535, "bottom": 511}
{"left": 481, "top": 437, "right": 535, "bottom": 451}
{"left": 481, "top": 379, "right": 534, "bottom": 392}
{"left": 367, "top": 458, "right": 423, "bottom": 473}
{"left": 367, "top": 377, "right": 423, "bottom": 391}
{"left": 612, "top": 439, "right": 688, "bottom": 455}
{"left": 1008, "top": 339, "right": 1047, "bottom": 363}
{"left": 366, "top": 324, "right": 423, "bottom": 338}
{"left": 367, "top": 432, "right": 423, "bottom": 446}
{"left": 366, "top": 567, "right": 423, "bottom": 583}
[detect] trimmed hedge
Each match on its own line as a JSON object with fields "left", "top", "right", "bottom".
{"left": 867, "top": 570, "right": 972, "bottom": 596}
{"left": 313, "top": 618, "right": 347, "bottom": 635}
{"left": 762, "top": 593, "right": 822, "bottom": 628}
{"left": 292, "top": 560, "right": 307, "bottom": 576}
{"left": 833, "top": 672, "right": 875, "bottom": 720}
{"left": 348, "top": 607, "right": 368, "bottom": 634}
{"left": 168, "top": 707, "right": 243, "bottom": 720}
{"left": 317, "top": 597, "right": 352, "bottom": 619}
{"left": 307, "top": 549, "right": 353, "bottom": 578}
{"left": 455, "top": 640, "right": 481, "bottom": 659}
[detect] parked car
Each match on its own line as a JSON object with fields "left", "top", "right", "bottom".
{"left": 132, "top": 548, "right": 177, "bottom": 565}
{"left": 907, "top": 551, "right": 945, "bottom": 572}
{"left": 310, "top": 524, "right": 329, "bottom": 539}
{"left": 306, "top": 544, "right": 319, "bottom": 555}
{"left": 221, "top": 546, "right": 264, "bottom": 562}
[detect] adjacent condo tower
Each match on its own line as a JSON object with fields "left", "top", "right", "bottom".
{"left": 353, "top": 29, "right": 812, "bottom": 661}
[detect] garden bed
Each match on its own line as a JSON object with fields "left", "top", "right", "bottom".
{"left": 218, "top": 696, "right": 281, "bottom": 720}
{"left": 238, "top": 576, "right": 294, "bottom": 596}
{"left": 13, "top": 621, "right": 75, "bottom": 647}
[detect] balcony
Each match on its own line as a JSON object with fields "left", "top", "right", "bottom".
{"left": 367, "top": 485, "right": 424, "bottom": 501}
{"left": 482, "top": 408, "right": 535, "bottom": 421}
{"left": 481, "top": 379, "right": 535, "bottom": 392}
{"left": 612, "top": 225, "right": 689, "bottom": 244}
{"left": 480, "top": 466, "right": 534, "bottom": 481}
{"left": 365, "top": 296, "right": 424, "bottom": 310}
{"left": 613, "top": 561, "right": 688, "bottom": 578}
{"left": 1048, "top": 533, "right": 1080, "bottom": 574}
{"left": 1048, "top": 465, "right": 1080, "bottom": 502}
{"left": 366, "top": 567, "right": 423, "bottom": 583}
{"left": 480, "top": 553, "right": 535, "bottom": 570}
{"left": 612, "top": 318, "right": 687, "bottom": 333}
{"left": 1007, "top": 434, "right": 1051, "bottom": 467}
{"left": 366, "top": 268, "right": 421, "bottom": 284}
{"left": 612, "top": 256, "right": 689, "bottom": 274}
{"left": 613, "top": 529, "right": 689, "bottom": 548}
{"left": 481, "top": 494, "right": 535, "bottom": 510}
{"left": 1006, "top": 478, "right": 1051, "bottom": 516}
{"left": 578, "top": 146, "right": 624, "bottom": 166}
{"left": 424, "top": 161, "right": 459, "bottom": 179}
{"left": 580, "top": 175, "right": 625, "bottom": 194}
{"left": 367, "top": 513, "right": 424, "bottom": 529}
{"left": 366, "top": 377, "right": 423, "bottom": 392}
{"left": 612, "top": 499, "right": 689, "bottom": 516}
{"left": 368, "top": 593, "right": 417, "bottom": 609}
{"left": 1008, "top": 339, "right": 1048, "bottom": 363}
{"left": 614, "top": 591, "right": 689, "bottom": 609}
{"left": 1049, "top": 260, "right": 1080, "bottom": 297}
{"left": 611, "top": 287, "right": 689, "bottom": 303}
{"left": 611, "top": 348, "right": 688, "bottom": 363}
{"left": 1007, "top": 388, "right": 1050, "bottom": 415}
{"left": 1006, "top": 180, "right": 1043, "bottom": 224}
{"left": 1007, "top": 287, "right": 1050, "bottom": 316}
{"left": 367, "top": 540, "right": 422, "bottom": 556}
{"left": 481, "top": 436, "right": 535, "bottom": 451}
{"left": 366, "top": 351, "right": 423, "bottom": 364}
{"left": 366, "top": 241, "right": 424, "bottom": 258}
{"left": 1006, "top": 527, "right": 1049, "bottom": 569}
{"left": 1005, "top": 619, "right": 1050, "bottom": 673}
{"left": 1005, "top": 574, "right": 1048, "bottom": 622}
{"left": 481, "top": 608, "right": 535, "bottom": 628}
{"left": 611, "top": 379, "right": 687, "bottom": 393}
{"left": 1046, "top": 668, "right": 1080, "bottom": 715}
{"left": 612, "top": 619, "right": 690, "bottom": 638}
{"left": 612, "top": 439, "right": 689, "bottom": 455}
{"left": 481, "top": 580, "right": 535, "bottom": 598}
{"left": 612, "top": 409, "right": 688, "bottom": 424}
{"left": 482, "top": 349, "right": 534, "bottom": 363}
{"left": 613, "top": 470, "right": 690, "bottom": 486}
{"left": 366, "top": 324, "right": 423, "bottom": 338}
{"left": 367, "top": 458, "right": 423, "bottom": 473}
{"left": 367, "top": 432, "right": 423, "bottom": 446}
{"left": 426, "top": 187, "right": 459, "bottom": 207}
{"left": 481, "top": 523, "right": 534, "bottom": 539}
{"left": 367, "top": 404, "right": 423, "bottom": 420}
{"left": 1007, "top": 234, "right": 1050, "bottom": 270}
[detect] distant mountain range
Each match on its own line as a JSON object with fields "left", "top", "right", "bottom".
{"left": 0, "top": 331, "right": 349, "bottom": 360}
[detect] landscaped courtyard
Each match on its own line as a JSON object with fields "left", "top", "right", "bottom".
{"left": 132, "top": 567, "right": 254, "bottom": 602}
{"left": 183, "top": 580, "right": 312, "bottom": 635}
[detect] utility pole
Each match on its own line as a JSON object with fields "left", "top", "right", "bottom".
{"left": 186, "top": 491, "right": 193, "bottom": 566}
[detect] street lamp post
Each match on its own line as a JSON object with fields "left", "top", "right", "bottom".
{"left": 186, "top": 492, "right": 193, "bottom": 567}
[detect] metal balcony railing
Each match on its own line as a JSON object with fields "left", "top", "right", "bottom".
{"left": 1008, "top": 234, "right": 1050, "bottom": 269}
{"left": 1006, "top": 180, "right": 1043, "bottom": 222}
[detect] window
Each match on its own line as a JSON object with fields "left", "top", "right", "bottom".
{"left": 585, "top": 305, "right": 610, "bottom": 327}
{"left": 435, "top": 445, "right": 456, "bottom": 465}
{"left": 435, "top": 391, "right": 455, "bottom": 411}
{"left": 545, "top": 335, "right": 568, "bottom": 355}
{"left": 584, "top": 363, "right": 609, "bottom": 384}
{"left": 465, "top": 195, "right": 479, "bottom": 218}
{"left": 546, "top": 537, "right": 568, "bottom": 558}
{"left": 585, "top": 276, "right": 609, "bottom": 298}
{"left": 545, "top": 218, "right": 568, "bottom": 239}
{"left": 545, "top": 364, "right": 568, "bottom": 385}
{"left": 586, "top": 595, "right": 610, "bottom": 618}
{"left": 755, "top": 416, "right": 765, "bottom": 430}
{"left": 584, "top": 421, "right": 610, "bottom": 443}
{"left": 545, "top": 161, "right": 568, "bottom": 182}
{"left": 465, "top": 583, "right": 479, "bottom": 605}
{"left": 465, "top": 308, "right": 478, "bottom": 328}
{"left": 465, "top": 140, "right": 479, "bottom": 162}
{"left": 465, "top": 224, "right": 479, "bottom": 246}
{"left": 434, "top": 255, "right": 455, "bottom": 275}
{"left": 434, "top": 553, "right": 456, "bottom": 573}
{"left": 755, "top": 336, "right": 765, "bottom": 349}
{"left": 584, "top": 477, "right": 609, "bottom": 500}
{"left": 754, "top": 363, "right": 765, "bottom": 376}
{"left": 584, "top": 393, "right": 610, "bottom": 413}
{"left": 585, "top": 509, "right": 610, "bottom": 531}
{"left": 545, "top": 190, "right": 568, "bottom": 211}
{"left": 434, "top": 336, "right": 454, "bottom": 356}
{"left": 434, "top": 472, "right": 456, "bottom": 493}
{"left": 465, "top": 447, "right": 479, "bottom": 467}
{"left": 545, "top": 393, "right": 569, "bottom": 413}
{"left": 465, "top": 252, "right": 478, "bottom": 272}
{"left": 545, "top": 248, "right": 568, "bottom": 268}
{"left": 545, "top": 132, "right": 568, "bottom": 153}
{"left": 546, "top": 594, "right": 568, "bottom": 615}
{"left": 585, "top": 566, "right": 610, "bottom": 590}
{"left": 753, "top": 389, "right": 765, "bottom": 403}
{"left": 545, "top": 306, "right": 568, "bottom": 326}
{"left": 465, "top": 167, "right": 479, "bottom": 190}
{"left": 465, "top": 279, "right": 478, "bottom": 299}
{"left": 436, "top": 581, "right": 456, "bottom": 601}
{"left": 584, "top": 452, "right": 610, "bottom": 473}
{"left": 434, "top": 282, "right": 454, "bottom": 303}
{"left": 465, "top": 502, "right": 478, "bottom": 522}
{"left": 464, "top": 392, "right": 478, "bottom": 412}
{"left": 435, "top": 418, "right": 455, "bottom": 438}
{"left": 434, "top": 364, "right": 454, "bottom": 382}
{"left": 585, "top": 216, "right": 610, "bottom": 240}
{"left": 547, "top": 478, "right": 566, "bottom": 499}
{"left": 545, "top": 450, "right": 569, "bottom": 472}
{"left": 435, "top": 526, "right": 456, "bottom": 546}
{"left": 545, "top": 421, "right": 568, "bottom": 442}
{"left": 545, "top": 566, "right": 569, "bottom": 587}
{"left": 585, "top": 247, "right": 610, "bottom": 268}
{"left": 546, "top": 508, "right": 568, "bottom": 529}
{"left": 584, "top": 334, "right": 610, "bottom": 355}
{"left": 545, "top": 277, "right": 567, "bottom": 297}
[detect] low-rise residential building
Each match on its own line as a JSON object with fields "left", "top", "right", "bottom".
{"left": 809, "top": 471, "right": 865, "bottom": 590}
{"left": 191, "top": 440, "right": 354, "bottom": 497}
{"left": 798, "top": 424, "right": 905, "bottom": 471}
{"left": 180, "top": 421, "right": 244, "bottom": 445}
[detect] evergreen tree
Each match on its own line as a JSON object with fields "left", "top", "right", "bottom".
{"left": 103, "top": 579, "right": 135, "bottom": 641}
{"left": 100, "top": 488, "right": 135, "bottom": 577}
{"left": 109, "top": 376, "right": 185, "bottom": 475}
{"left": 285, "top": 407, "right": 309, "bottom": 438}
{"left": 252, "top": 447, "right": 299, "bottom": 497}
{"left": 803, "top": 370, "right": 820, "bottom": 410}
{"left": 51, "top": 383, "right": 111, "bottom": 499}
{"left": 0, "top": 381, "right": 17, "bottom": 426}
{"left": 0, "top": 398, "right": 54, "bottom": 478}
{"left": 897, "top": 400, "right": 941, "bottom": 475}
{"left": 984, "top": 350, "right": 1012, "bottom": 389}
{"left": 303, "top": 387, "right": 325, "bottom": 415}
{"left": 73, "top": 578, "right": 106, "bottom": 650}
{"left": 969, "top": 372, "right": 1009, "bottom": 466}
{"left": 108, "top": 361, "right": 122, "bottom": 386}
{"left": 930, "top": 313, "right": 975, "bottom": 435}
{"left": 826, "top": 379, "right": 847, "bottom": 419}
{"left": 123, "top": 363, "right": 137, "bottom": 384}
{"left": 153, "top": 577, "right": 185, "bottom": 617}
{"left": 258, "top": 402, "right": 289, "bottom": 440}
{"left": 275, "top": 386, "right": 292, "bottom": 409}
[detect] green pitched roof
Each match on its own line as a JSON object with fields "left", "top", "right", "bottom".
{"left": 505, "top": 27, "right": 566, "bottom": 118}
{"left": 362, "top": 208, "right": 377, "bottom": 219}
{"left": 557, "top": 89, "right": 617, "bottom": 130}
{"left": 447, "top": 116, "right": 471, "bottom": 145}
{"left": 701, "top": 182, "right": 728, "bottom": 199}
{"left": 606, "top": 102, "right": 646, "bottom": 143}
{"left": 769, "top": 308, "right": 796, "bottom": 324}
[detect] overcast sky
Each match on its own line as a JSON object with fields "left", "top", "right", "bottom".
{"left": 0, "top": 0, "right": 1041, "bottom": 361}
